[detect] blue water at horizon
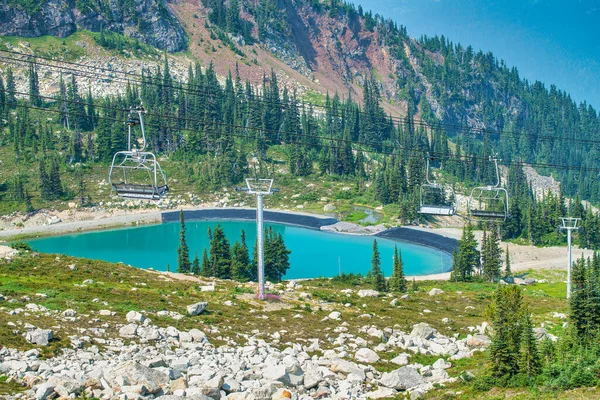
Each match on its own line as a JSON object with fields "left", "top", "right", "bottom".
{"left": 26, "top": 220, "right": 452, "bottom": 279}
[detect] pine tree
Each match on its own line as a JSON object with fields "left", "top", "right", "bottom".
{"left": 209, "top": 224, "right": 232, "bottom": 279}
{"left": 191, "top": 252, "right": 201, "bottom": 275}
{"left": 370, "top": 239, "right": 386, "bottom": 292}
{"left": 28, "top": 62, "right": 41, "bottom": 106}
{"left": 389, "top": 245, "right": 407, "bottom": 292}
{"left": 177, "top": 210, "right": 191, "bottom": 273}
{"left": 483, "top": 226, "right": 502, "bottom": 282}
{"left": 519, "top": 313, "right": 542, "bottom": 377}
{"left": 6, "top": 67, "right": 16, "bottom": 107}
{"left": 504, "top": 246, "right": 512, "bottom": 277}
{"left": 231, "top": 230, "right": 252, "bottom": 282}
{"left": 488, "top": 285, "right": 526, "bottom": 378}
{"left": 201, "top": 248, "right": 210, "bottom": 276}
{"left": 451, "top": 224, "right": 480, "bottom": 282}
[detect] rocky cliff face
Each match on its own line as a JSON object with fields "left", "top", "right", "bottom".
{"left": 0, "top": 0, "right": 77, "bottom": 38}
{"left": 0, "top": 0, "right": 187, "bottom": 52}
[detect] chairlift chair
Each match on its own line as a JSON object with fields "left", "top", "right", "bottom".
{"left": 108, "top": 106, "right": 169, "bottom": 200}
{"left": 467, "top": 156, "right": 509, "bottom": 221}
{"left": 418, "top": 155, "right": 456, "bottom": 216}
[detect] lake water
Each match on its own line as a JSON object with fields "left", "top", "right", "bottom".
{"left": 27, "top": 220, "right": 452, "bottom": 279}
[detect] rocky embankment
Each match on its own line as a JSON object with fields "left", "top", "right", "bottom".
{"left": 0, "top": 0, "right": 187, "bottom": 52}
{"left": 0, "top": 291, "right": 494, "bottom": 400}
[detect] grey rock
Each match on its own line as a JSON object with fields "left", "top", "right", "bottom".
{"left": 467, "top": 334, "right": 491, "bottom": 348}
{"left": 379, "top": 367, "right": 424, "bottom": 390}
{"left": 358, "top": 290, "right": 380, "bottom": 298}
{"left": 119, "top": 324, "right": 138, "bottom": 338}
{"left": 35, "top": 382, "right": 56, "bottom": 400}
{"left": 25, "top": 329, "right": 53, "bottom": 346}
{"left": 187, "top": 302, "right": 208, "bottom": 316}
{"left": 262, "top": 365, "right": 290, "bottom": 385}
{"left": 108, "top": 361, "right": 169, "bottom": 393}
{"left": 390, "top": 353, "right": 410, "bottom": 366}
{"left": 410, "top": 323, "right": 435, "bottom": 340}
{"left": 189, "top": 328, "right": 208, "bottom": 342}
{"left": 355, "top": 348, "right": 379, "bottom": 364}
{"left": 126, "top": 310, "right": 146, "bottom": 323}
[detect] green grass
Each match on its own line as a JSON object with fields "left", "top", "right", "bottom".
{"left": 0, "top": 32, "right": 88, "bottom": 60}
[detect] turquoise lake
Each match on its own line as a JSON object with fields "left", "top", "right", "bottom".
{"left": 26, "top": 220, "right": 452, "bottom": 279}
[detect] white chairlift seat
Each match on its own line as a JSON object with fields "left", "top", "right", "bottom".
{"left": 419, "top": 205, "right": 456, "bottom": 216}
{"left": 467, "top": 156, "right": 510, "bottom": 222}
{"left": 418, "top": 155, "right": 457, "bottom": 216}
{"left": 109, "top": 106, "right": 168, "bottom": 201}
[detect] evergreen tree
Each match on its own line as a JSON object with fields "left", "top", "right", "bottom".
{"left": 483, "top": 226, "right": 502, "bottom": 282}
{"left": 370, "top": 239, "right": 386, "bottom": 291}
{"left": 488, "top": 285, "right": 526, "bottom": 378}
{"left": 201, "top": 248, "right": 210, "bottom": 276}
{"left": 263, "top": 227, "right": 291, "bottom": 282}
{"left": 519, "top": 313, "right": 542, "bottom": 377}
{"left": 5, "top": 67, "right": 16, "bottom": 107}
{"left": 49, "top": 158, "right": 63, "bottom": 198}
{"left": 231, "top": 230, "right": 252, "bottom": 282}
{"left": 28, "top": 62, "right": 41, "bottom": 106}
{"left": 209, "top": 224, "right": 232, "bottom": 279}
{"left": 451, "top": 224, "right": 480, "bottom": 281}
{"left": 177, "top": 210, "right": 191, "bottom": 273}
{"left": 191, "top": 252, "right": 201, "bottom": 275}
{"left": 504, "top": 246, "right": 512, "bottom": 277}
{"left": 389, "top": 245, "right": 407, "bottom": 292}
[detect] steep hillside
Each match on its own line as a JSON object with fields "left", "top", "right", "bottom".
{"left": 0, "top": 0, "right": 187, "bottom": 51}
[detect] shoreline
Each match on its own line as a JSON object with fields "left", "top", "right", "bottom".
{"left": 1, "top": 205, "right": 588, "bottom": 281}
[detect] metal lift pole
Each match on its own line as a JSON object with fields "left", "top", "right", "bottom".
{"left": 236, "top": 178, "right": 278, "bottom": 300}
{"left": 561, "top": 217, "right": 580, "bottom": 299}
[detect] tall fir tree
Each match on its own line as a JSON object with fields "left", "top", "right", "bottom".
{"left": 389, "top": 245, "right": 407, "bottom": 292}
{"left": 451, "top": 224, "right": 480, "bottom": 282}
{"left": 191, "top": 252, "right": 201, "bottom": 275}
{"left": 231, "top": 230, "right": 252, "bottom": 282}
{"left": 370, "top": 239, "right": 386, "bottom": 292}
{"left": 504, "top": 246, "right": 512, "bottom": 278}
{"left": 488, "top": 285, "right": 526, "bottom": 378}
{"left": 201, "top": 248, "right": 210, "bottom": 276}
{"left": 519, "top": 313, "right": 542, "bottom": 377}
{"left": 177, "top": 210, "right": 191, "bottom": 273}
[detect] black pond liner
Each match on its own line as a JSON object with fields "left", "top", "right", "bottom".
{"left": 376, "top": 227, "right": 459, "bottom": 255}
{"left": 161, "top": 209, "right": 337, "bottom": 230}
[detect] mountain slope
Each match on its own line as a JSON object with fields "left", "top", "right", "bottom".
{"left": 0, "top": 0, "right": 187, "bottom": 51}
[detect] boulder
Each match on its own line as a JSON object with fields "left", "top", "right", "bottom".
{"left": 330, "top": 359, "right": 365, "bottom": 380}
{"left": 432, "top": 359, "right": 451, "bottom": 370}
{"left": 328, "top": 311, "right": 341, "bottom": 320}
{"left": 390, "top": 353, "right": 410, "bottom": 366}
{"left": 189, "top": 328, "right": 208, "bottom": 343}
{"left": 358, "top": 290, "right": 380, "bottom": 298}
{"left": 366, "top": 387, "right": 398, "bottom": 399}
{"left": 107, "top": 361, "right": 169, "bottom": 393}
{"left": 263, "top": 365, "right": 290, "bottom": 385}
{"left": 428, "top": 288, "right": 444, "bottom": 296}
{"left": 187, "top": 302, "right": 208, "bottom": 316}
{"left": 119, "top": 324, "right": 138, "bottom": 338}
{"left": 355, "top": 348, "right": 380, "bottom": 364}
{"left": 35, "top": 382, "right": 56, "bottom": 400}
{"left": 62, "top": 309, "right": 77, "bottom": 317}
{"left": 467, "top": 334, "right": 491, "bottom": 348}
{"left": 410, "top": 323, "right": 435, "bottom": 340}
{"left": 379, "top": 367, "right": 424, "bottom": 390}
{"left": 126, "top": 311, "right": 146, "bottom": 323}
{"left": 323, "top": 204, "right": 336, "bottom": 212}
{"left": 25, "top": 329, "right": 53, "bottom": 346}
